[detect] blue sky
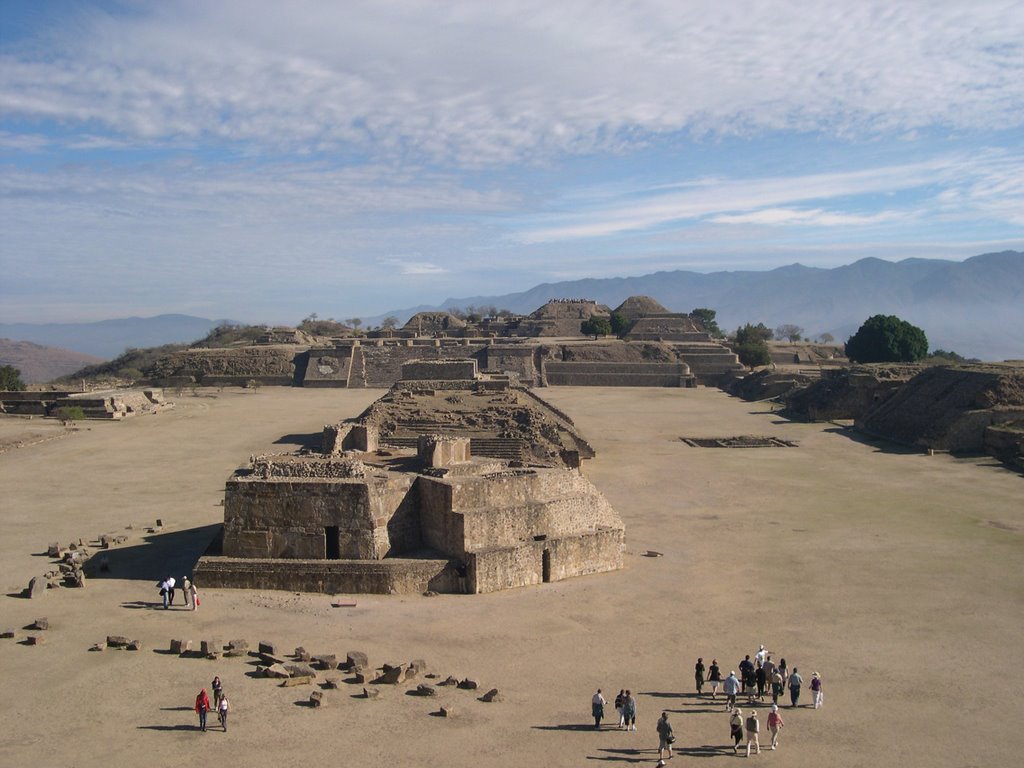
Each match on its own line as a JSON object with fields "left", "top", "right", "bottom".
{"left": 1, "top": 0, "right": 1022, "bottom": 324}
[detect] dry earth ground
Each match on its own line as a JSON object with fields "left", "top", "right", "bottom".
{"left": 0, "top": 386, "right": 1020, "bottom": 768}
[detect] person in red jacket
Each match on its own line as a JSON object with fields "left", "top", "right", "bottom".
{"left": 195, "top": 688, "right": 211, "bottom": 731}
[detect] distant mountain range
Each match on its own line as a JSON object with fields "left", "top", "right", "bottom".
{"left": 0, "top": 314, "right": 232, "bottom": 360}
{"left": 381, "top": 251, "right": 1024, "bottom": 361}
{"left": 0, "top": 339, "right": 104, "bottom": 384}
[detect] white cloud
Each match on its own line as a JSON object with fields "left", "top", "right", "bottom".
{"left": 710, "top": 208, "right": 905, "bottom": 227}
{"left": 1, "top": 1, "right": 1022, "bottom": 164}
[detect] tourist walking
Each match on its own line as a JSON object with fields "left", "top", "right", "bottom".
{"left": 194, "top": 688, "right": 211, "bottom": 731}
{"left": 159, "top": 579, "right": 170, "bottom": 609}
{"left": 811, "top": 672, "right": 823, "bottom": 709}
{"left": 181, "top": 576, "right": 192, "bottom": 609}
{"left": 614, "top": 689, "right": 626, "bottom": 728}
{"left": 729, "top": 708, "right": 744, "bottom": 753}
{"left": 755, "top": 645, "right": 768, "bottom": 667}
{"left": 767, "top": 704, "right": 784, "bottom": 749}
{"left": 166, "top": 576, "right": 176, "bottom": 607}
{"left": 778, "top": 658, "right": 789, "bottom": 687}
{"left": 708, "top": 659, "right": 722, "bottom": 699}
{"left": 755, "top": 662, "right": 767, "bottom": 701}
{"left": 592, "top": 688, "right": 606, "bottom": 728}
{"left": 788, "top": 667, "right": 803, "bottom": 707}
{"left": 771, "top": 670, "right": 784, "bottom": 705}
{"left": 694, "top": 657, "right": 705, "bottom": 694}
{"left": 188, "top": 577, "right": 199, "bottom": 610}
{"left": 217, "top": 694, "right": 229, "bottom": 732}
{"left": 211, "top": 676, "right": 223, "bottom": 710}
{"left": 656, "top": 711, "right": 675, "bottom": 761}
{"left": 762, "top": 655, "right": 776, "bottom": 682}
{"left": 723, "top": 670, "right": 740, "bottom": 710}
{"left": 745, "top": 709, "right": 761, "bottom": 757}
{"left": 622, "top": 690, "right": 637, "bottom": 731}
{"left": 739, "top": 655, "right": 755, "bottom": 694}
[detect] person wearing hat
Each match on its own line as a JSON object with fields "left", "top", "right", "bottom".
{"left": 729, "top": 708, "right": 744, "bottom": 753}
{"left": 810, "top": 672, "right": 823, "bottom": 709}
{"left": 744, "top": 709, "right": 761, "bottom": 757}
{"left": 656, "top": 711, "right": 675, "bottom": 761}
{"left": 767, "top": 703, "right": 785, "bottom": 749}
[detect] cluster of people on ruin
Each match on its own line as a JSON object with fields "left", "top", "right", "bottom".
{"left": 593, "top": 645, "right": 822, "bottom": 761}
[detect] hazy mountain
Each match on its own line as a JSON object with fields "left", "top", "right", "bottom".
{"left": 0, "top": 314, "right": 234, "bottom": 360}
{"left": 381, "top": 251, "right": 1024, "bottom": 361}
{"left": 0, "top": 339, "right": 104, "bottom": 384}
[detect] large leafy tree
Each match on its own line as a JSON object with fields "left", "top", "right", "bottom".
{"left": 845, "top": 315, "right": 928, "bottom": 363}
{"left": 1, "top": 365, "right": 26, "bottom": 391}
{"left": 691, "top": 308, "right": 723, "bottom": 338}
{"left": 580, "top": 317, "right": 612, "bottom": 338}
{"left": 732, "top": 323, "right": 772, "bottom": 367}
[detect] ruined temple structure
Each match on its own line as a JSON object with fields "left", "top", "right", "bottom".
{"left": 150, "top": 296, "right": 744, "bottom": 389}
{"left": 194, "top": 360, "right": 625, "bottom": 595}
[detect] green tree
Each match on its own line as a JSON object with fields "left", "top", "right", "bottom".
{"left": 0, "top": 365, "right": 26, "bottom": 391}
{"left": 819, "top": 332, "right": 835, "bottom": 344}
{"left": 381, "top": 316, "right": 399, "bottom": 330}
{"left": 776, "top": 324, "right": 804, "bottom": 342}
{"left": 691, "top": 308, "right": 724, "bottom": 338}
{"left": 845, "top": 314, "right": 928, "bottom": 363}
{"left": 732, "top": 323, "right": 772, "bottom": 367}
{"left": 580, "top": 317, "right": 612, "bottom": 338}
{"left": 609, "top": 312, "right": 631, "bottom": 335}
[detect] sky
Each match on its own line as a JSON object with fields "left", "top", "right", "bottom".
{"left": 1, "top": 0, "right": 1023, "bottom": 324}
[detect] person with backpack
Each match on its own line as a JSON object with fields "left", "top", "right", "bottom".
{"left": 591, "top": 688, "right": 606, "bottom": 728}
{"left": 194, "top": 688, "right": 211, "bottom": 732}
{"left": 729, "top": 708, "right": 744, "bottom": 753}
{"left": 744, "top": 709, "right": 761, "bottom": 757}
{"left": 656, "top": 712, "right": 675, "bottom": 761}
{"left": 614, "top": 689, "right": 626, "bottom": 729}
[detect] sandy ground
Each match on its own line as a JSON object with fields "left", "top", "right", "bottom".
{"left": 0, "top": 386, "right": 1021, "bottom": 768}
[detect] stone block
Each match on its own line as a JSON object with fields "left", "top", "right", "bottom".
{"left": 481, "top": 688, "right": 501, "bottom": 702}
{"left": 346, "top": 651, "right": 368, "bottom": 670}
{"left": 263, "top": 663, "right": 290, "bottom": 679}
{"left": 47, "top": 543, "right": 61, "bottom": 557}
{"left": 1, "top": 630, "right": 15, "bottom": 639}
{"left": 27, "top": 577, "right": 45, "bottom": 599}
{"left": 127, "top": 640, "right": 142, "bottom": 651}
{"left": 361, "top": 687, "right": 379, "bottom": 700}
{"left": 170, "top": 639, "right": 192, "bottom": 654}
{"left": 309, "top": 691, "right": 324, "bottom": 707}
{"left": 258, "top": 641, "right": 278, "bottom": 655}
{"left": 27, "top": 635, "right": 45, "bottom": 645}
{"left": 89, "top": 643, "right": 105, "bottom": 652}
{"left": 408, "top": 658, "right": 427, "bottom": 677}
{"left": 439, "top": 706, "right": 454, "bottom": 717}
{"left": 413, "top": 684, "right": 437, "bottom": 697}
{"left": 457, "top": 678, "right": 479, "bottom": 690}
{"left": 294, "top": 646, "right": 311, "bottom": 662}
{"left": 281, "top": 675, "right": 313, "bottom": 687}
{"left": 200, "top": 639, "right": 221, "bottom": 656}
{"left": 377, "top": 663, "right": 408, "bottom": 685}
{"left": 30, "top": 617, "right": 48, "bottom": 631}
{"left": 437, "top": 675, "right": 458, "bottom": 686}
{"left": 285, "top": 663, "right": 317, "bottom": 679}
{"left": 348, "top": 670, "right": 366, "bottom": 684}
{"left": 323, "top": 677, "right": 340, "bottom": 689}
{"left": 106, "top": 635, "right": 131, "bottom": 648}
{"left": 313, "top": 654, "right": 337, "bottom": 670}
{"left": 227, "top": 639, "right": 249, "bottom": 652}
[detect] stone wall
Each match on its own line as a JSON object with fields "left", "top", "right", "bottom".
{"left": 358, "top": 344, "right": 488, "bottom": 387}
{"left": 150, "top": 346, "right": 300, "bottom": 384}
{"left": 222, "top": 474, "right": 418, "bottom": 560}
{"left": 402, "top": 359, "right": 478, "bottom": 381}
{"left": 193, "top": 555, "right": 459, "bottom": 594}
{"left": 543, "top": 361, "right": 693, "bottom": 387}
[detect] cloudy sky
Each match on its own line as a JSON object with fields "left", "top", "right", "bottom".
{"left": 2, "top": 0, "right": 1022, "bottom": 324}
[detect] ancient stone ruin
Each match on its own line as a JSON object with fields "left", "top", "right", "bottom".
{"left": 195, "top": 360, "right": 625, "bottom": 594}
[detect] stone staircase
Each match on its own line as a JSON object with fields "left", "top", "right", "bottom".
{"left": 543, "top": 361, "right": 693, "bottom": 387}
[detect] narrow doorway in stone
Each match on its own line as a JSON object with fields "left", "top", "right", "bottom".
{"left": 325, "top": 526, "right": 340, "bottom": 559}
{"left": 542, "top": 548, "right": 551, "bottom": 583}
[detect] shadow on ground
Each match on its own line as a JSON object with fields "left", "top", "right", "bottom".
{"left": 84, "top": 524, "right": 222, "bottom": 583}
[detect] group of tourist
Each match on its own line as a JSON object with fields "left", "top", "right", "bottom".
{"left": 591, "top": 645, "right": 823, "bottom": 761}
{"left": 158, "top": 575, "right": 199, "bottom": 610}
{"left": 694, "top": 646, "right": 823, "bottom": 710}
{"left": 194, "top": 676, "right": 230, "bottom": 731}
